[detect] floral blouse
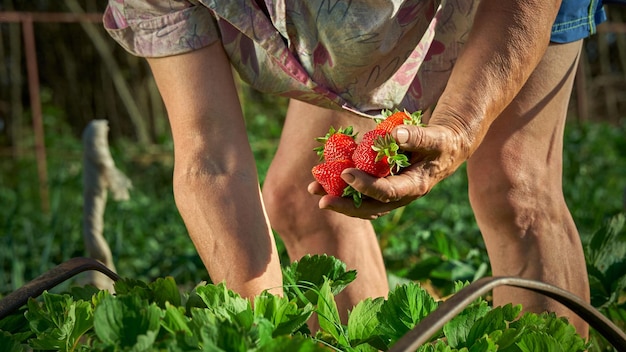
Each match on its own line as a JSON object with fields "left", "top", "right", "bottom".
{"left": 104, "top": 0, "right": 479, "bottom": 117}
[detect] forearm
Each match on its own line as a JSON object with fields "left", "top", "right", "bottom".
{"left": 147, "top": 44, "right": 283, "bottom": 296}
{"left": 431, "top": 0, "right": 561, "bottom": 155}
{"left": 172, "top": 159, "right": 278, "bottom": 289}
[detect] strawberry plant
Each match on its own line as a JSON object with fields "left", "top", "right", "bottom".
{"left": 584, "top": 213, "right": 626, "bottom": 351}
{"left": 0, "top": 255, "right": 590, "bottom": 351}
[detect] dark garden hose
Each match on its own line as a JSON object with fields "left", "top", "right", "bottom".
{"left": 0, "top": 257, "right": 120, "bottom": 320}
{"left": 389, "top": 276, "right": 626, "bottom": 352}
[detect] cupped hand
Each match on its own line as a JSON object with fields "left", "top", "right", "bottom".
{"left": 308, "top": 124, "right": 471, "bottom": 219}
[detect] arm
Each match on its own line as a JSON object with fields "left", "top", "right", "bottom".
{"left": 429, "top": 0, "right": 561, "bottom": 154}
{"left": 315, "top": 0, "right": 562, "bottom": 218}
{"left": 147, "top": 43, "right": 283, "bottom": 297}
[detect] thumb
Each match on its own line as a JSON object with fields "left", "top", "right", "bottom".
{"left": 392, "top": 125, "right": 443, "bottom": 152}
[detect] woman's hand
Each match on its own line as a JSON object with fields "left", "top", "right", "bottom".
{"left": 308, "top": 122, "right": 471, "bottom": 219}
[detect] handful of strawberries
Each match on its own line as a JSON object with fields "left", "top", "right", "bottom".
{"left": 311, "top": 109, "right": 423, "bottom": 207}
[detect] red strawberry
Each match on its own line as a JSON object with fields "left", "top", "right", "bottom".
{"left": 375, "top": 109, "right": 423, "bottom": 133}
{"left": 352, "top": 129, "right": 409, "bottom": 177}
{"left": 314, "top": 126, "right": 358, "bottom": 162}
{"left": 311, "top": 159, "right": 355, "bottom": 197}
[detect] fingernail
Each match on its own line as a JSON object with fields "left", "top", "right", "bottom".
{"left": 395, "top": 127, "right": 409, "bottom": 144}
{"left": 341, "top": 172, "right": 355, "bottom": 183}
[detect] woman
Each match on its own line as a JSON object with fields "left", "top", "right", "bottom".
{"left": 104, "top": 0, "right": 606, "bottom": 336}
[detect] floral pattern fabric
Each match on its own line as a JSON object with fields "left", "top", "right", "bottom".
{"left": 104, "top": 0, "right": 479, "bottom": 117}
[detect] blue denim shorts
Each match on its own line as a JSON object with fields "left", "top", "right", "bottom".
{"left": 551, "top": 0, "right": 607, "bottom": 43}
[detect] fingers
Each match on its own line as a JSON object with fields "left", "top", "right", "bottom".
{"left": 318, "top": 195, "right": 399, "bottom": 220}
{"left": 392, "top": 125, "right": 448, "bottom": 153}
{"left": 307, "top": 181, "right": 326, "bottom": 196}
{"left": 307, "top": 168, "right": 425, "bottom": 219}
{"left": 341, "top": 168, "right": 426, "bottom": 203}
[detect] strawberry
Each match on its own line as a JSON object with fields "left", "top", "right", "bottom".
{"left": 314, "top": 126, "right": 358, "bottom": 162}
{"left": 375, "top": 109, "right": 423, "bottom": 133}
{"left": 311, "top": 159, "right": 355, "bottom": 197}
{"left": 312, "top": 159, "right": 363, "bottom": 207}
{"left": 352, "top": 129, "right": 409, "bottom": 177}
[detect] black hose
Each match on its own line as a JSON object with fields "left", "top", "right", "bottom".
{"left": 0, "top": 257, "right": 120, "bottom": 320}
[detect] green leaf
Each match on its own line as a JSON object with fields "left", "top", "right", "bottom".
{"left": 257, "top": 334, "right": 332, "bottom": 351}
{"left": 316, "top": 280, "right": 349, "bottom": 347}
{"left": 0, "top": 330, "right": 27, "bottom": 352}
{"left": 283, "top": 254, "right": 357, "bottom": 306}
{"left": 543, "top": 314, "right": 587, "bottom": 351}
{"left": 491, "top": 328, "right": 524, "bottom": 351}
{"left": 93, "top": 294, "right": 161, "bottom": 349}
{"left": 253, "top": 290, "right": 314, "bottom": 336}
{"left": 132, "top": 330, "right": 159, "bottom": 352}
{"left": 347, "top": 297, "right": 388, "bottom": 350}
{"left": 69, "top": 299, "right": 94, "bottom": 347}
{"left": 0, "top": 310, "right": 30, "bottom": 335}
{"left": 188, "top": 308, "right": 220, "bottom": 347}
{"left": 24, "top": 292, "right": 94, "bottom": 352}
{"left": 415, "top": 339, "right": 454, "bottom": 352}
{"left": 378, "top": 282, "right": 439, "bottom": 344}
{"left": 68, "top": 285, "right": 102, "bottom": 302}
{"left": 468, "top": 333, "right": 498, "bottom": 352}
{"left": 188, "top": 308, "right": 253, "bottom": 352}
{"left": 405, "top": 256, "right": 445, "bottom": 281}
{"left": 25, "top": 298, "right": 54, "bottom": 336}
{"left": 254, "top": 317, "right": 277, "bottom": 348}
{"left": 113, "top": 277, "right": 150, "bottom": 297}
{"left": 586, "top": 213, "right": 626, "bottom": 268}
{"left": 430, "top": 259, "right": 478, "bottom": 282}
{"left": 587, "top": 270, "right": 611, "bottom": 307}
{"left": 149, "top": 276, "right": 182, "bottom": 308}
{"left": 185, "top": 281, "right": 210, "bottom": 311}
{"left": 90, "top": 289, "right": 111, "bottom": 308}
{"left": 509, "top": 311, "right": 587, "bottom": 352}
{"left": 443, "top": 299, "right": 490, "bottom": 348}
{"left": 585, "top": 213, "right": 626, "bottom": 308}
{"left": 194, "top": 282, "right": 253, "bottom": 330}
{"left": 465, "top": 304, "right": 521, "bottom": 344}
{"left": 343, "top": 185, "right": 363, "bottom": 208}
{"left": 516, "top": 331, "right": 564, "bottom": 352}
{"left": 161, "top": 302, "right": 192, "bottom": 336}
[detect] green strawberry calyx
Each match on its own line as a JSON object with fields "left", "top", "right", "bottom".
{"left": 342, "top": 185, "right": 363, "bottom": 208}
{"left": 376, "top": 108, "right": 424, "bottom": 126}
{"left": 371, "top": 133, "right": 410, "bottom": 175}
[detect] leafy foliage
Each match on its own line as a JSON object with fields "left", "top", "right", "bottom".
{"left": 0, "top": 255, "right": 592, "bottom": 351}
{"left": 282, "top": 254, "right": 357, "bottom": 307}
{"left": 584, "top": 214, "right": 626, "bottom": 351}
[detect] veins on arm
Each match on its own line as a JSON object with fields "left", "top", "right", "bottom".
{"left": 430, "top": 0, "right": 561, "bottom": 157}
